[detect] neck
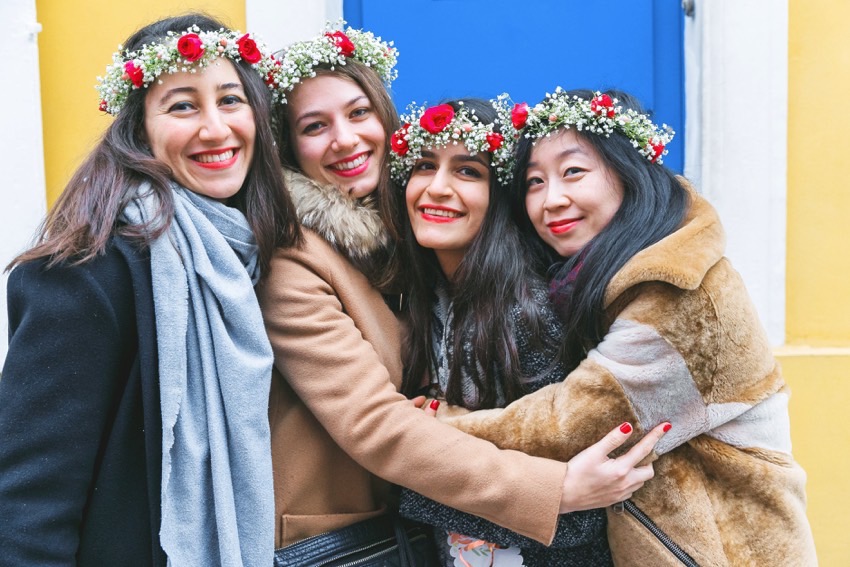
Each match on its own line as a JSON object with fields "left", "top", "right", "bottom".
{"left": 435, "top": 250, "right": 464, "bottom": 283}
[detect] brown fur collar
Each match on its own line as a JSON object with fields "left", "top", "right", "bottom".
{"left": 283, "top": 168, "right": 391, "bottom": 277}
{"left": 604, "top": 180, "right": 727, "bottom": 307}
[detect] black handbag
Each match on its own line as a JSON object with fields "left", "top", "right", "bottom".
{"left": 273, "top": 514, "right": 439, "bottom": 566}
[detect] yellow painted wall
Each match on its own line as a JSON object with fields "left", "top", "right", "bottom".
{"left": 780, "top": 351, "right": 850, "bottom": 565}
{"left": 786, "top": 1, "right": 850, "bottom": 565}
{"left": 787, "top": 2, "right": 850, "bottom": 343}
{"left": 36, "top": 0, "right": 246, "bottom": 206}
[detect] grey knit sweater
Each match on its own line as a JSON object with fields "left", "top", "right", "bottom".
{"left": 399, "top": 282, "right": 611, "bottom": 566}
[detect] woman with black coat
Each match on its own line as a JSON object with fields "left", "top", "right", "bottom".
{"left": 0, "top": 13, "right": 299, "bottom": 566}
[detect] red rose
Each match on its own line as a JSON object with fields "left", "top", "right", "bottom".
{"left": 237, "top": 34, "right": 262, "bottom": 64}
{"left": 648, "top": 141, "right": 665, "bottom": 163}
{"left": 485, "top": 132, "right": 504, "bottom": 153}
{"left": 511, "top": 103, "right": 529, "bottom": 129}
{"left": 177, "top": 33, "right": 205, "bottom": 62}
{"left": 325, "top": 31, "right": 356, "bottom": 57}
{"left": 391, "top": 124, "right": 411, "bottom": 155}
{"left": 419, "top": 104, "right": 455, "bottom": 134}
{"left": 590, "top": 93, "right": 615, "bottom": 118}
{"left": 98, "top": 99, "right": 108, "bottom": 112}
{"left": 123, "top": 60, "right": 144, "bottom": 87}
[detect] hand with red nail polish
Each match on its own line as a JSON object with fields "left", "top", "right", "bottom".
{"left": 423, "top": 398, "right": 441, "bottom": 417}
{"left": 558, "top": 421, "right": 671, "bottom": 514}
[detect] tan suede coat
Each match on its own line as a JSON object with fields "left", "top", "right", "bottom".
{"left": 439, "top": 187, "right": 817, "bottom": 566}
{"left": 257, "top": 171, "right": 568, "bottom": 549}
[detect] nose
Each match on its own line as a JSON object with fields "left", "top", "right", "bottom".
{"left": 331, "top": 121, "right": 358, "bottom": 152}
{"left": 543, "top": 181, "right": 571, "bottom": 211}
{"left": 425, "top": 167, "right": 453, "bottom": 198}
{"left": 199, "top": 108, "right": 230, "bottom": 142}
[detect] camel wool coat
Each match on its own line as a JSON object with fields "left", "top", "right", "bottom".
{"left": 257, "top": 170, "right": 568, "bottom": 549}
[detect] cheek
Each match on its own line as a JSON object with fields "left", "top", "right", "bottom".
{"left": 598, "top": 190, "right": 624, "bottom": 228}
{"left": 145, "top": 123, "right": 176, "bottom": 163}
{"left": 471, "top": 190, "right": 490, "bottom": 220}
{"left": 293, "top": 137, "right": 323, "bottom": 171}
{"left": 238, "top": 121, "right": 257, "bottom": 158}
{"left": 525, "top": 193, "right": 550, "bottom": 240}
{"left": 525, "top": 192, "right": 543, "bottom": 224}
{"left": 405, "top": 181, "right": 421, "bottom": 213}
{"left": 366, "top": 119, "right": 387, "bottom": 159}
{"left": 240, "top": 113, "right": 257, "bottom": 144}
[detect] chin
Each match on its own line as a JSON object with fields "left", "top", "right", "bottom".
{"left": 350, "top": 178, "right": 379, "bottom": 198}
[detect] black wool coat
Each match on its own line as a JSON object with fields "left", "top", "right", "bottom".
{"left": 0, "top": 237, "right": 166, "bottom": 566}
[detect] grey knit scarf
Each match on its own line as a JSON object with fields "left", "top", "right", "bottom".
{"left": 123, "top": 183, "right": 274, "bottom": 567}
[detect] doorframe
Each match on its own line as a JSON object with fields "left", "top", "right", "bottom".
{"left": 684, "top": 0, "right": 787, "bottom": 345}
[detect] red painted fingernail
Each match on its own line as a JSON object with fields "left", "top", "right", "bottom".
{"left": 619, "top": 422, "right": 632, "bottom": 434}
{"left": 429, "top": 399, "right": 440, "bottom": 411}
{"left": 663, "top": 422, "right": 672, "bottom": 433}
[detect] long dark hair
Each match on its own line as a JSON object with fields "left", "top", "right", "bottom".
{"left": 513, "top": 89, "right": 690, "bottom": 372}
{"left": 274, "top": 61, "right": 402, "bottom": 290}
{"left": 10, "top": 13, "right": 300, "bottom": 275}
{"left": 397, "top": 99, "right": 560, "bottom": 409}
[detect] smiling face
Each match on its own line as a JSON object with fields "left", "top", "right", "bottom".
{"left": 286, "top": 73, "right": 386, "bottom": 199}
{"left": 405, "top": 143, "right": 491, "bottom": 279}
{"left": 524, "top": 129, "right": 624, "bottom": 258}
{"left": 143, "top": 60, "right": 255, "bottom": 201}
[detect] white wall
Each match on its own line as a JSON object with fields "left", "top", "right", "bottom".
{"left": 247, "top": 0, "right": 342, "bottom": 52}
{"left": 684, "top": 0, "right": 788, "bottom": 346}
{"left": 0, "top": 0, "right": 47, "bottom": 367}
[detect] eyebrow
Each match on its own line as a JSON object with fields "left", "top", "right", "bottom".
{"left": 294, "top": 95, "right": 368, "bottom": 126}
{"left": 420, "top": 149, "right": 489, "bottom": 167}
{"left": 157, "top": 82, "right": 244, "bottom": 106}
{"left": 527, "top": 146, "right": 585, "bottom": 169}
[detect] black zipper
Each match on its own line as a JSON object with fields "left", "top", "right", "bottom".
{"left": 620, "top": 500, "right": 700, "bottom": 567}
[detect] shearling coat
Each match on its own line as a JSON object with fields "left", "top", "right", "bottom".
{"left": 438, "top": 188, "right": 817, "bottom": 566}
{"left": 256, "top": 170, "right": 569, "bottom": 549}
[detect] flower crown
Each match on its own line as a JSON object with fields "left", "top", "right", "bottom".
{"left": 510, "top": 88, "right": 675, "bottom": 163}
{"left": 389, "top": 97, "right": 518, "bottom": 186}
{"left": 96, "top": 25, "right": 280, "bottom": 115}
{"left": 272, "top": 22, "right": 398, "bottom": 102}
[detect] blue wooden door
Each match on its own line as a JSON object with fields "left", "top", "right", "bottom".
{"left": 345, "top": 0, "right": 685, "bottom": 172}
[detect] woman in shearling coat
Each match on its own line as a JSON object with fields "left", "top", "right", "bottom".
{"left": 258, "top": 31, "right": 664, "bottom": 565}
{"left": 435, "top": 88, "right": 817, "bottom": 566}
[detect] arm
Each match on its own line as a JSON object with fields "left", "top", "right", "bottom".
{"left": 258, "top": 237, "right": 566, "bottom": 545}
{"left": 398, "top": 420, "right": 667, "bottom": 547}
{"left": 0, "top": 255, "right": 136, "bottom": 566}
{"left": 438, "top": 278, "right": 770, "bottom": 461}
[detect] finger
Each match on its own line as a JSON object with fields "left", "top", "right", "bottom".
{"left": 619, "top": 422, "right": 670, "bottom": 467}
{"left": 587, "top": 422, "right": 635, "bottom": 457}
{"left": 619, "top": 464, "right": 655, "bottom": 494}
{"left": 423, "top": 398, "right": 440, "bottom": 417}
{"left": 410, "top": 395, "right": 427, "bottom": 409}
